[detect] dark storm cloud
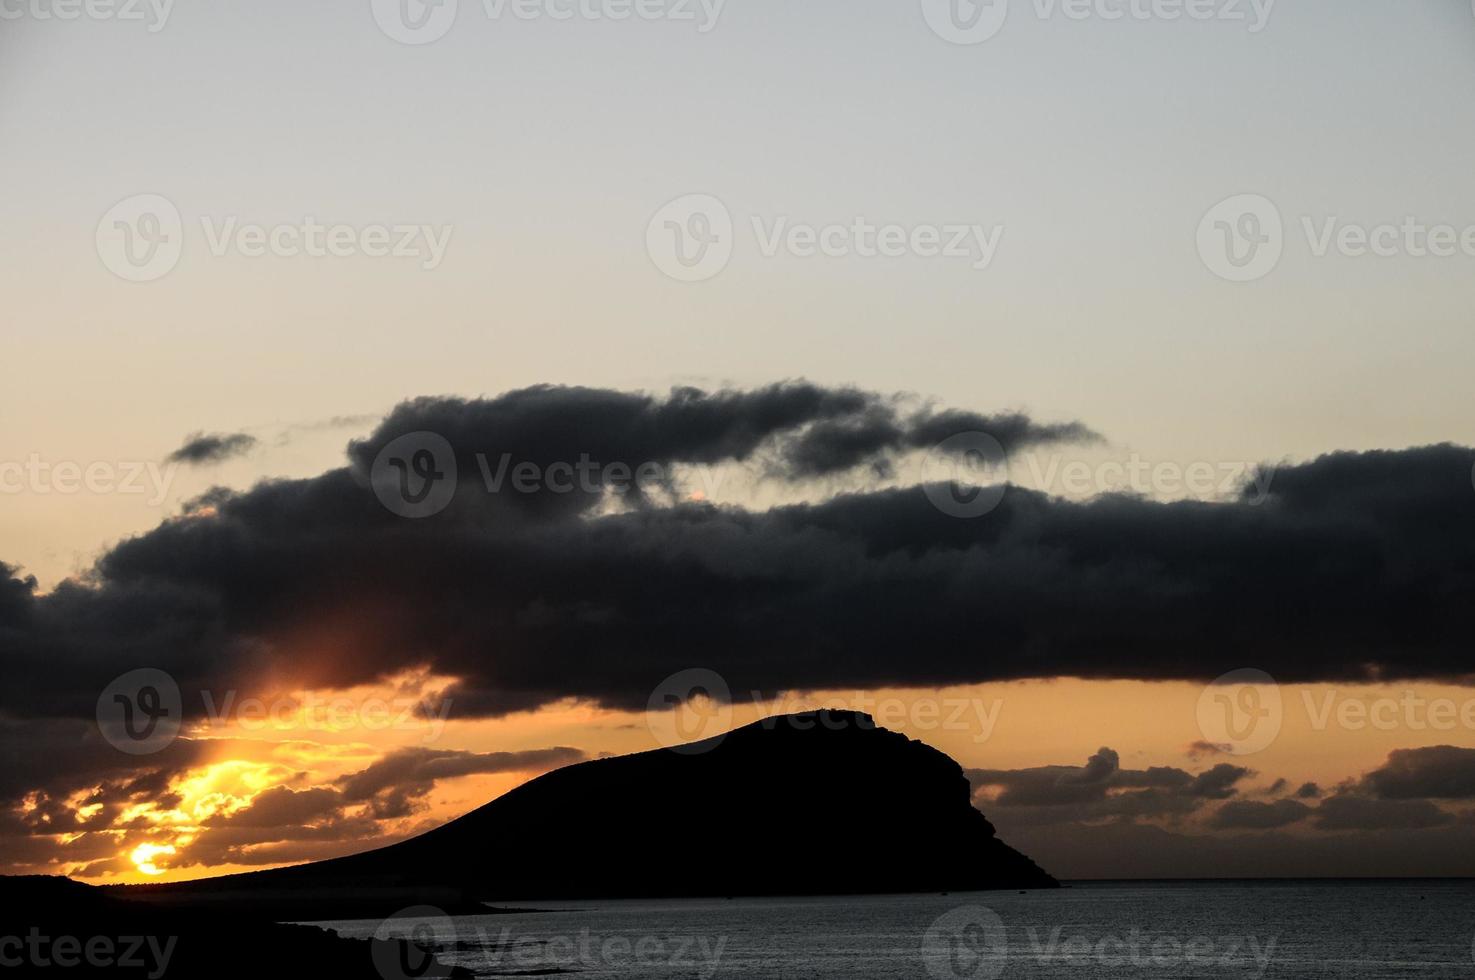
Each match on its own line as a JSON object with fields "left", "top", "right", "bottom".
{"left": 1357, "top": 746, "right": 1475, "bottom": 800}
{"left": 1295, "top": 782, "right": 1323, "bottom": 799}
{"left": 206, "top": 786, "right": 345, "bottom": 828}
{"left": 776, "top": 406, "right": 1100, "bottom": 478}
{"left": 167, "top": 431, "right": 258, "bottom": 465}
{"left": 345, "top": 383, "right": 1095, "bottom": 514}
{"left": 1211, "top": 798, "right": 1313, "bottom": 830}
{"left": 1312, "top": 795, "right": 1455, "bottom": 832}
{"left": 965, "top": 747, "right": 1252, "bottom": 825}
{"left": 0, "top": 383, "right": 1472, "bottom": 731}
{"left": 336, "top": 746, "right": 585, "bottom": 802}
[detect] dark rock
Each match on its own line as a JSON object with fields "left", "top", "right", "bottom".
{"left": 131, "top": 710, "right": 1056, "bottom": 909}
{"left": 0, "top": 874, "right": 471, "bottom": 978}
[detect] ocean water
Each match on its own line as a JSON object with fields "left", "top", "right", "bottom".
{"left": 321, "top": 880, "right": 1475, "bottom": 979}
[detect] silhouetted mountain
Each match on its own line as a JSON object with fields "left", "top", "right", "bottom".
{"left": 123, "top": 711, "right": 1056, "bottom": 914}
{"left": 0, "top": 875, "right": 471, "bottom": 977}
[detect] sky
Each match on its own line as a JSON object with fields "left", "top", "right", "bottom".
{"left": 1, "top": 0, "right": 1474, "bottom": 883}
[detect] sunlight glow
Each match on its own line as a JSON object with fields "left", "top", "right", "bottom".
{"left": 130, "top": 843, "right": 176, "bottom": 876}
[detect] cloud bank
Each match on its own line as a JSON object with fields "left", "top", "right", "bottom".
{"left": 1, "top": 382, "right": 1473, "bottom": 727}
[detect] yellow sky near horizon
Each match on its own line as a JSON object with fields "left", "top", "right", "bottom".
{"left": 54, "top": 675, "right": 1475, "bottom": 885}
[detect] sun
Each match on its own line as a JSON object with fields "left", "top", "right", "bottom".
{"left": 129, "top": 843, "right": 177, "bottom": 876}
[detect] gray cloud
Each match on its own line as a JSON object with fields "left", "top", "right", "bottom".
{"left": 0, "top": 384, "right": 1472, "bottom": 736}
{"left": 167, "top": 431, "right": 258, "bottom": 465}
{"left": 1313, "top": 794, "right": 1455, "bottom": 832}
{"left": 1359, "top": 746, "right": 1475, "bottom": 801}
{"left": 1212, "top": 798, "right": 1313, "bottom": 830}
{"left": 966, "top": 747, "right": 1252, "bottom": 825}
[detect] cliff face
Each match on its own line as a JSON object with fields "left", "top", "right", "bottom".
{"left": 149, "top": 710, "right": 1055, "bottom": 903}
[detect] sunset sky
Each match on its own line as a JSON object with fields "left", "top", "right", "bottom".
{"left": 3, "top": 0, "right": 1475, "bottom": 884}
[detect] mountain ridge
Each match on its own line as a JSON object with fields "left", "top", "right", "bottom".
{"left": 118, "top": 709, "right": 1057, "bottom": 911}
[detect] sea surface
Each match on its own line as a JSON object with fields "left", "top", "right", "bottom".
{"left": 320, "top": 880, "right": 1475, "bottom": 979}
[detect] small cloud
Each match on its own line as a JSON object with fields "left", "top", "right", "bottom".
{"left": 167, "top": 432, "right": 258, "bottom": 466}
{"left": 1186, "top": 739, "right": 1230, "bottom": 759}
{"left": 1295, "top": 781, "right": 1322, "bottom": 799}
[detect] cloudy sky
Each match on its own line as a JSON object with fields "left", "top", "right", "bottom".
{"left": 1, "top": 1, "right": 1474, "bottom": 882}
